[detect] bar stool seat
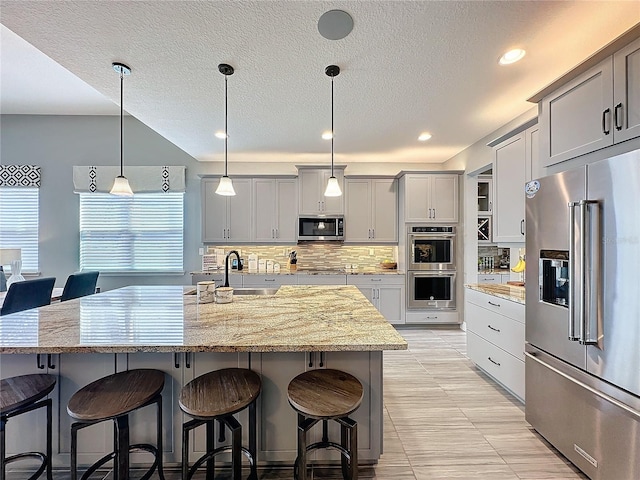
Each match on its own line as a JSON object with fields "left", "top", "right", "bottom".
{"left": 67, "top": 369, "right": 165, "bottom": 480}
{"left": 1, "top": 374, "right": 56, "bottom": 480}
{"left": 287, "top": 369, "right": 363, "bottom": 480}
{"left": 179, "top": 368, "right": 261, "bottom": 480}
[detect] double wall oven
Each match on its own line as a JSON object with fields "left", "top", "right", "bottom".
{"left": 407, "top": 225, "right": 456, "bottom": 310}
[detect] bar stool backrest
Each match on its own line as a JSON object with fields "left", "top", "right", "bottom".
{"left": 60, "top": 271, "right": 99, "bottom": 302}
{"left": 0, "top": 277, "right": 56, "bottom": 316}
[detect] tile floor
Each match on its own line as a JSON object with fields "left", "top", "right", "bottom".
{"left": 8, "top": 327, "right": 588, "bottom": 479}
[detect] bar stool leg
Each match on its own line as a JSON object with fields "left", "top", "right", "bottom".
{"left": 45, "top": 398, "right": 53, "bottom": 480}
{"left": 296, "top": 413, "right": 307, "bottom": 480}
{"left": 206, "top": 420, "right": 215, "bottom": 478}
{"left": 155, "top": 396, "right": 166, "bottom": 480}
{"left": 181, "top": 422, "right": 189, "bottom": 480}
{"left": 349, "top": 420, "right": 358, "bottom": 480}
{"left": 114, "top": 415, "right": 130, "bottom": 480}
{"left": 248, "top": 400, "right": 258, "bottom": 480}
{"left": 1, "top": 417, "right": 6, "bottom": 480}
{"left": 70, "top": 423, "right": 79, "bottom": 480}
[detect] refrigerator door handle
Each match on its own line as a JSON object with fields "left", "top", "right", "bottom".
{"left": 568, "top": 201, "right": 580, "bottom": 341}
{"left": 580, "top": 199, "right": 600, "bottom": 346}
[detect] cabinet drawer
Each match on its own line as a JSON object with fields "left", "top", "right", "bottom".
{"left": 347, "top": 275, "right": 404, "bottom": 286}
{"left": 467, "top": 331, "right": 524, "bottom": 401}
{"left": 242, "top": 275, "right": 297, "bottom": 287}
{"left": 465, "top": 302, "right": 525, "bottom": 361}
{"left": 477, "top": 274, "right": 501, "bottom": 283}
{"left": 297, "top": 274, "right": 347, "bottom": 285}
{"left": 405, "top": 310, "right": 459, "bottom": 324}
{"left": 466, "top": 288, "right": 524, "bottom": 323}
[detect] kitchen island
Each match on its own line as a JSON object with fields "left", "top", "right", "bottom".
{"left": 0, "top": 285, "right": 407, "bottom": 470}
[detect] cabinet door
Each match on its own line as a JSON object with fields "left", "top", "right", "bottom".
{"left": 345, "top": 179, "right": 372, "bottom": 242}
{"left": 253, "top": 179, "right": 277, "bottom": 242}
{"left": 540, "top": 58, "right": 614, "bottom": 167}
{"left": 298, "top": 170, "right": 322, "bottom": 215}
{"left": 493, "top": 134, "right": 526, "bottom": 243}
{"left": 275, "top": 179, "right": 297, "bottom": 242}
{"left": 371, "top": 179, "right": 397, "bottom": 242}
{"left": 56, "top": 354, "right": 116, "bottom": 467}
{"left": 227, "top": 179, "right": 252, "bottom": 242}
{"left": 477, "top": 177, "right": 493, "bottom": 214}
{"left": 613, "top": 37, "right": 640, "bottom": 143}
{"left": 321, "top": 169, "right": 345, "bottom": 215}
{"left": 403, "top": 175, "right": 430, "bottom": 222}
{"left": 377, "top": 284, "right": 405, "bottom": 325}
{"left": 123, "top": 353, "right": 183, "bottom": 464}
{"left": 202, "top": 178, "right": 228, "bottom": 242}
{"left": 430, "top": 175, "right": 458, "bottom": 222}
{"left": 526, "top": 125, "right": 541, "bottom": 182}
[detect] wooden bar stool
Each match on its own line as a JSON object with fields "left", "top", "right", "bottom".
{"left": 1, "top": 374, "right": 56, "bottom": 480}
{"left": 287, "top": 369, "right": 363, "bottom": 480}
{"left": 179, "top": 368, "right": 261, "bottom": 480}
{"left": 66, "top": 369, "right": 165, "bottom": 480}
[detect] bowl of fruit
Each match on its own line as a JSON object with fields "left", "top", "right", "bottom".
{"left": 379, "top": 259, "right": 397, "bottom": 270}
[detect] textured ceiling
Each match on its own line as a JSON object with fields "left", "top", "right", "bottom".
{"left": 1, "top": 1, "right": 639, "bottom": 164}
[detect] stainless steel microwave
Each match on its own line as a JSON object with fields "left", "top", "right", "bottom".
{"left": 297, "top": 216, "right": 344, "bottom": 242}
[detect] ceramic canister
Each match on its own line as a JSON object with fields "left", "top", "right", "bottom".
{"left": 197, "top": 281, "right": 215, "bottom": 304}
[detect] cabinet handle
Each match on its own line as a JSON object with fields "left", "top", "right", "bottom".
{"left": 264, "top": 278, "right": 276, "bottom": 282}
{"left": 36, "top": 354, "right": 45, "bottom": 370}
{"left": 318, "top": 201, "right": 321, "bottom": 211}
{"left": 309, "top": 352, "right": 314, "bottom": 368}
{"left": 488, "top": 301, "right": 501, "bottom": 307}
{"left": 489, "top": 201, "right": 492, "bottom": 212}
{"left": 614, "top": 103, "right": 623, "bottom": 131}
{"left": 275, "top": 228, "right": 278, "bottom": 238}
{"left": 520, "top": 219, "right": 525, "bottom": 235}
{"left": 174, "top": 353, "right": 180, "bottom": 368}
{"left": 185, "top": 352, "right": 191, "bottom": 369}
{"left": 371, "top": 228, "right": 375, "bottom": 238}
{"left": 425, "top": 316, "right": 438, "bottom": 320}
{"left": 428, "top": 208, "right": 432, "bottom": 219}
{"left": 371, "top": 278, "right": 382, "bottom": 282}
{"left": 319, "top": 352, "right": 324, "bottom": 368}
{"left": 47, "top": 354, "right": 56, "bottom": 370}
{"left": 368, "top": 229, "right": 371, "bottom": 239}
{"left": 433, "top": 208, "right": 436, "bottom": 219}
{"left": 488, "top": 356, "right": 501, "bottom": 367}
{"left": 602, "top": 108, "right": 611, "bottom": 135}
{"left": 487, "top": 324, "right": 501, "bottom": 333}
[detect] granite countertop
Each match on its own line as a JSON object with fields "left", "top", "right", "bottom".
{"left": 192, "top": 268, "right": 404, "bottom": 276}
{"left": 0, "top": 285, "right": 408, "bottom": 354}
{"left": 465, "top": 283, "right": 525, "bottom": 305}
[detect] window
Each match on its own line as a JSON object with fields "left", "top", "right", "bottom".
{"left": 0, "top": 187, "right": 39, "bottom": 272}
{"left": 79, "top": 193, "right": 184, "bottom": 273}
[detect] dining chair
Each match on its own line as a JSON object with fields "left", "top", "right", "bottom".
{"left": 0, "top": 277, "right": 56, "bottom": 316}
{"left": 60, "top": 271, "right": 99, "bottom": 302}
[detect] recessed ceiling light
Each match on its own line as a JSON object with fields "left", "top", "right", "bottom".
{"left": 214, "top": 130, "right": 228, "bottom": 139}
{"left": 322, "top": 130, "right": 333, "bottom": 140}
{"left": 499, "top": 48, "right": 526, "bottom": 65}
{"left": 418, "top": 132, "right": 432, "bottom": 142}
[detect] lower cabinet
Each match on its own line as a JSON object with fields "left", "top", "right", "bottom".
{"left": 347, "top": 275, "right": 405, "bottom": 325}
{"left": 465, "top": 288, "right": 525, "bottom": 401}
{"left": 477, "top": 274, "right": 510, "bottom": 284}
{"left": 252, "top": 351, "right": 382, "bottom": 464}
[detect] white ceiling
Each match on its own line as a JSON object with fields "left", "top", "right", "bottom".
{"left": 1, "top": 1, "right": 639, "bottom": 164}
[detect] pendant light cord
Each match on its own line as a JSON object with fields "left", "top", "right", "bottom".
{"left": 224, "top": 74, "right": 228, "bottom": 177}
{"left": 120, "top": 68, "right": 124, "bottom": 177}
{"left": 331, "top": 74, "right": 334, "bottom": 177}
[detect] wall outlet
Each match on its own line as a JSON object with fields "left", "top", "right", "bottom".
{"left": 198, "top": 248, "right": 204, "bottom": 256}
{"left": 369, "top": 248, "right": 375, "bottom": 256}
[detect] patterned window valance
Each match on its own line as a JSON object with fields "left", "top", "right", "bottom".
{"left": 0, "top": 165, "right": 41, "bottom": 187}
{"left": 73, "top": 166, "right": 186, "bottom": 193}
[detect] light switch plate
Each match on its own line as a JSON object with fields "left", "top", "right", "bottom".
{"left": 199, "top": 248, "right": 204, "bottom": 256}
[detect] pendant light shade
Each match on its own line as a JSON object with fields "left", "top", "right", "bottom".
{"left": 324, "top": 65, "right": 342, "bottom": 197}
{"left": 216, "top": 63, "right": 236, "bottom": 196}
{"left": 110, "top": 62, "right": 133, "bottom": 196}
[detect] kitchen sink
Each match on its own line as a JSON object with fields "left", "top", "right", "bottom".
{"left": 233, "top": 288, "right": 279, "bottom": 296}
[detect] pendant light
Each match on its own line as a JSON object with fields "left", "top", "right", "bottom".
{"left": 110, "top": 62, "right": 134, "bottom": 196}
{"left": 215, "top": 63, "right": 236, "bottom": 196}
{"left": 324, "top": 65, "right": 342, "bottom": 197}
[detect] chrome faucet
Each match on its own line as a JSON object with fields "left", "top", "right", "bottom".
{"left": 223, "top": 250, "right": 243, "bottom": 287}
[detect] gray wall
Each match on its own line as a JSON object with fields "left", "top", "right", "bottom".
{"left": 0, "top": 114, "right": 210, "bottom": 291}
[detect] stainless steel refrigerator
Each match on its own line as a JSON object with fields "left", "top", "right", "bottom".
{"left": 525, "top": 149, "right": 640, "bottom": 479}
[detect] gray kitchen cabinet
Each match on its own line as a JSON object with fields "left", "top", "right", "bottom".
{"left": 242, "top": 274, "right": 298, "bottom": 288}
{"left": 347, "top": 275, "right": 405, "bottom": 325}
{"left": 345, "top": 178, "right": 397, "bottom": 243}
{"left": 201, "top": 177, "right": 252, "bottom": 243}
{"left": 400, "top": 174, "right": 458, "bottom": 223}
{"left": 492, "top": 124, "right": 538, "bottom": 243}
{"left": 2, "top": 353, "right": 116, "bottom": 469}
{"left": 477, "top": 176, "right": 493, "bottom": 214}
{"left": 253, "top": 350, "right": 381, "bottom": 463}
{"left": 465, "top": 288, "right": 525, "bottom": 401}
{"left": 298, "top": 168, "right": 344, "bottom": 215}
{"left": 539, "top": 37, "right": 640, "bottom": 166}
{"left": 253, "top": 178, "right": 297, "bottom": 243}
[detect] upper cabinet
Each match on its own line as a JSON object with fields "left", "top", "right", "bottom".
{"left": 538, "top": 36, "right": 640, "bottom": 166}
{"left": 477, "top": 176, "right": 493, "bottom": 214}
{"left": 253, "top": 178, "right": 298, "bottom": 243}
{"left": 492, "top": 124, "right": 538, "bottom": 243}
{"left": 400, "top": 174, "right": 459, "bottom": 223}
{"left": 201, "top": 178, "right": 252, "bottom": 243}
{"left": 345, "top": 178, "right": 397, "bottom": 243}
{"left": 298, "top": 168, "right": 344, "bottom": 215}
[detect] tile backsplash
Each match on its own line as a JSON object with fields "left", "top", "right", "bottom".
{"left": 204, "top": 244, "right": 397, "bottom": 270}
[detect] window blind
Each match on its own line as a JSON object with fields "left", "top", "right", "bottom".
{"left": 0, "top": 187, "right": 39, "bottom": 272}
{"left": 79, "top": 193, "right": 184, "bottom": 272}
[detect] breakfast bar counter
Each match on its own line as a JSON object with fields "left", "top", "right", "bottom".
{"left": 0, "top": 285, "right": 406, "bottom": 470}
